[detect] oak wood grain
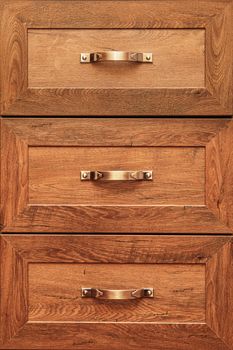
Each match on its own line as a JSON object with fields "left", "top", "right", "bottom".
{"left": 3, "top": 205, "right": 233, "bottom": 233}
{"left": 206, "top": 120, "right": 233, "bottom": 232}
{"left": 0, "top": 122, "right": 28, "bottom": 229}
{"left": 0, "top": 236, "right": 28, "bottom": 344}
{"left": 0, "top": 118, "right": 2, "bottom": 232}
{"left": 1, "top": 1, "right": 27, "bottom": 114}
{"left": 2, "top": 324, "right": 229, "bottom": 350}
{"left": 10, "top": 0, "right": 220, "bottom": 28}
{"left": 3, "top": 235, "right": 231, "bottom": 264}
{"left": 7, "top": 88, "right": 231, "bottom": 116}
{"left": 1, "top": 117, "right": 233, "bottom": 233}
{"left": 1, "top": 234, "right": 232, "bottom": 349}
{"left": 28, "top": 263, "right": 205, "bottom": 323}
{"left": 206, "top": 241, "right": 233, "bottom": 350}
{"left": 205, "top": 1, "right": 232, "bottom": 111}
{"left": 3, "top": 118, "right": 231, "bottom": 146}
{"left": 28, "top": 29, "right": 205, "bottom": 89}
{"left": 0, "top": 3, "right": 3, "bottom": 107}
{"left": 28, "top": 146, "right": 205, "bottom": 206}
{"left": 1, "top": 1, "right": 232, "bottom": 115}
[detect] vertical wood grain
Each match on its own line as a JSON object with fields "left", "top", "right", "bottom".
{"left": 0, "top": 2, "right": 4, "bottom": 110}
{"left": 0, "top": 118, "right": 2, "bottom": 232}
{"left": 0, "top": 236, "right": 28, "bottom": 344}
{"left": 0, "top": 123, "right": 28, "bottom": 230}
{"left": 206, "top": 240, "right": 233, "bottom": 350}
{"left": 206, "top": 120, "right": 233, "bottom": 232}
{"left": 205, "top": 2, "right": 232, "bottom": 111}
{"left": 1, "top": 2, "right": 27, "bottom": 114}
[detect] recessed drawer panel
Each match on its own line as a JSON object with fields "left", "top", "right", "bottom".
{"left": 29, "top": 263, "right": 205, "bottom": 323}
{"left": 1, "top": 235, "right": 232, "bottom": 349}
{"left": 1, "top": 117, "right": 233, "bottom": 233}
{"left": 28, "top": 29, "right": 205, "bottom": 89}
{"left": 1, "top": 0, "right": 232, "bottom": 115}
{"left": 29, "top": 146, "right": 205, "bottom": 206}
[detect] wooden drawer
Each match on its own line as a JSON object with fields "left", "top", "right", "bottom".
{"left": 1, "top": 117, "right": 233, "bottom": 233}
{"left": 0, "top": 0, "right": 232, "bottom": 116}
{"left": 0, "top": 234, "right": 232, "bottom": 349}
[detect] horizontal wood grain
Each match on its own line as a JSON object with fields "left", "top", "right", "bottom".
{"left": 7, "top": 88, "right": 231, "bottom": 116}
{"left": 3, "top": 118, "right": 231, "bottom": 146}
{"left": 9, "top": 0, "right": 222, "bottom": 28}
{"left": 3, "top": 205, "right": 232, "bottom": 233}
{"left": 4, "top": 235, "right": 230, "bottom": 264}
{"left": 28, "top": 29, "right": 205, "bottom": 88}
{"left": 28, "top": 263, "right": 205, "bottom": 323}
{"left": 1, "top": 324, "right": 229, "bottom": 350}
{"left": 28, "top": 146, "right": 205, "bottom": 206}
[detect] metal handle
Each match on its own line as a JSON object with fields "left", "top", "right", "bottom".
{"left": 82, "top": 288, "right": 154, "bottom": 300}
{"left": 80, "top": 170, "right": 153, "bottom": 181}
{"left": 80, "top": 51, "right": 153, "bottom": 63}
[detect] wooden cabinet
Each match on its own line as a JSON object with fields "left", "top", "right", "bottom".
{"left": 1, "top": 0, "right": 233, "bottom": 348}
{"left": 1, "top": 234, "right": 233, "bottom": 350}
{"left": 0, "top": 0, "right": 232, "bottom": 116}
{"left": 1, "top": 117, "right": 233, "bottom": 233}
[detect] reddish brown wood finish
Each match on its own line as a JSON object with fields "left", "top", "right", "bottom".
{"left": 1, "top": 117, "right": 233, "bottom": 233}
{"left": 0, "top": 0, "right": 232, "bottom": 116}
{"left": 0, "top": 235, "right": 232, "bottom": 349}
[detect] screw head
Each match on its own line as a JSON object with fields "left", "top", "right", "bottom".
{"left": 83, "top": 289, "right": 89, "bottom": 296}
{"left": 82, "top": 172, "right": 88, "bottom": 179}
{"left": 145, "top": 289, "right": 152, "bottom": 296}
{"left": 82, "top": 55, "right": 88, "bottom": 61}
{"left": 146, "top": 55, "right": 151, "bottom": 61}
{"left": 145, "top": 172, "right": 152, "bottom": 179}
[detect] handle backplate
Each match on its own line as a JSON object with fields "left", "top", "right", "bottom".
{"left": 80, "top": 170, "right": 153, "bottom": 181}
{"left": 80, "top": 51, "right": 153, "bottom": 63}
{"left": 81, "top": 288, "right": 154, "bottom": 300}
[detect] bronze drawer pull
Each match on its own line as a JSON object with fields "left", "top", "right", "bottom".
{"left": 80, "top": 170, "right": 153, "bottom": 181}
{"left": 81, "top": 288, "right": 154, "bottom": 300}
{"left": 80, "top": 51, "right": 153, "bottom": 63}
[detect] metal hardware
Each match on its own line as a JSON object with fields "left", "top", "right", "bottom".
{"left": 80, "top": 170, "right": 153, "bottom": 181}
{"left": 80, "top": 51, "right": 153, "bottom": 63}
{"left": 81, "top": 288, "right": 154, "bottom": 300}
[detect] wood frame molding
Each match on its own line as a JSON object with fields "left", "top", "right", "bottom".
{"left": 1, "top": 117, "right": 233, "bottom": 233}
{"left": 0, "top": 234, "right": 232, "bottom": 349}
{"left": 0, "top": 0, "right": 232, "bottom": 116}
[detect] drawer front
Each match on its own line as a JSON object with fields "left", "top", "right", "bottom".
{"left": 0, "top": 235, "right": 232, "bottom": 349}
{"left": 1, "top": 0, "right": 232, "bottom": 116}
{"left": 1, "top": 117, "right": 233, "bottom": 233}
